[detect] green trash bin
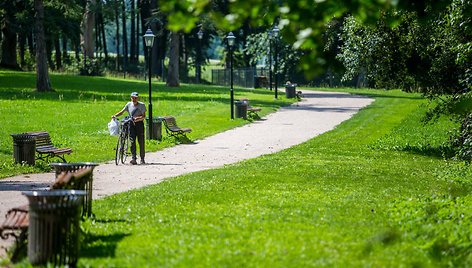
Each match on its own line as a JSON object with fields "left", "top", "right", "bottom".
{"left": 146, "top": 117, "right": 162, "bottom": 140}
{"left": 11, "top": 133, "right": 36, "bottom": 165}
{"left": 23, "top": 190, "right": 86, "bottom": 267}
{"left": 285, "top": 84, "right": 297, "bottom": 98}
{"left": 234, "top": 100, "right": 248, "bottom": 119}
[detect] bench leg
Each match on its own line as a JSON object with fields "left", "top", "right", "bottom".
{"left": 1, "top": 229, "right": 28, "bottom": 262}
{"left": 10, "top": 230, "right": 27, "bottom": 262}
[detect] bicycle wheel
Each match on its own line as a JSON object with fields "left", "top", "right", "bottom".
{"left": 120, "top": 131, "right": 129, "bottom": 164}
{"left": 115, "top": 132, "right": 124, "bottom": 165}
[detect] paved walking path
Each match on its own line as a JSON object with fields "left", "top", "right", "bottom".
{"left": 0, "top": 89, "right": 373, "bottom": 257}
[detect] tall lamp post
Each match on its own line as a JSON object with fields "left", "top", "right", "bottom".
{"left": 226, "top": 32, "right": 236, "bottom": 119}
{"left": 196, "top": 29, "right": 203, "bottom": 84}
{"left": 143, "top": 27, "right": 156, "bottom": 139}
{"left": 272, "top": 25, "right": 279, "bottom": 99}
{"left": 268, "top": 29, "right": 273, "bottom": 92}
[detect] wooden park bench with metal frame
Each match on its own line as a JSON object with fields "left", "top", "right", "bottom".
{"left": 240, "top": 98, "right": 262, "bottom": 118}
{"left": 26, "top": 131, "right": 72, "bottom": 163}
{"left": 0, "top": 168, "right": 93, "bottom": 260}
{"left": 162, "top": 116, "right": 192, "bottom": 139}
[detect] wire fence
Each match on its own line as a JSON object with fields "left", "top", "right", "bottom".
{"left": 211, "top": 67, "right": 271, "bottom": 89}
{"left": 211, "top": 67, "right": 364, "bottom": 89}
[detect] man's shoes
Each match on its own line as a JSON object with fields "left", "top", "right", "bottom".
{"left": 140, "top": 159, "right": 145, "bottom": 165}
{"left": 130, "top": 159, "right": 137, "bottom": 165}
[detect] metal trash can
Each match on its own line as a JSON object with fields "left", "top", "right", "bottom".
{"left": 146, "top": 117, "right": 162, "bottom": 140}
{"left": 49, "top": 162, "right": 99, "bottom": 218}
{"left": 285, "top": 84, "right": 296, "bottom": 98}
{"left": 23, "top": 190, "right": 86, "bottom": 267}
{"left": 11, "top": 134, "right": 36, "bottom": 165}
{"left": 235, "top": 100, "right": 248, "bottom": 119}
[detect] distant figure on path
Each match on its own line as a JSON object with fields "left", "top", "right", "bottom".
{"left": 112, "top": 92, "right": 146, "bottom": 165}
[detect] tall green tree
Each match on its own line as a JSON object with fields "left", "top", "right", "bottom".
{"left": 0, "top": 0, "right": 20, "bottom": 69}
{"left": 82, "top": 0, "right": 96, "bottom": 59}
{"left": 167, "top": 31, "right": 180, "bottom": 86}
{"left": 34, "top": 0, "right": 52, "bottom": 91}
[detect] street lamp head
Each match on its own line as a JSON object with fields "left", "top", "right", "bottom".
{"left": 226, "top": 32, "right": 236, "bottom": 47}
{"left": 272, "top": 25, "right": 279, "bottom": 38}
{"left": 197, "top": 29, "right": 204, "bottom": 40}
{"left": 143, "top": 27, "right": 155, "bottom": 48}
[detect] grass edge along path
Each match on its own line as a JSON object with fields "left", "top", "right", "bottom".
{"left": 0, "top": 70, "right": 295, "bottom": 179}
{"left": 63, "top": 90, "right": 472, "bottom": 267}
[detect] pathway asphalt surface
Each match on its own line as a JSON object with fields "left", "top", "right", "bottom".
{"left": 0, "top": 89, "right": 373, "bottom": 257}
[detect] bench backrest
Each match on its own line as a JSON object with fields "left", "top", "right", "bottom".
{"left": 26, "top": 131, "right": 53, "bottom": 147}
{"left": 34, "top": 134, "right": 53, "bottom": 147}
{"left": 51, "top": 167, "right": 93, "bottom": 190}
{"left": 163, "top": 116, "right": 178, "bottom": 128}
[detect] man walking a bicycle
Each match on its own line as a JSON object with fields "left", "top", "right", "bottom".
{"left": 112, "top": 92, "right": 146, "bottom": 165}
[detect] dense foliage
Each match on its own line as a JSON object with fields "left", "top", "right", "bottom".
{"left": 244, "top": 32, "right": 302, "bottom": 82}
{"left": 331, "top": 1, "right": 471, "bottom": 160}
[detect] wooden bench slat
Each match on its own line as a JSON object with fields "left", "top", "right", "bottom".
{"left": 162, "top": 116, "right": 192, "bottom": 138}
{"left": 240, "top": 98, "right": 261, "bottom": 118}
{"left": 24, "top": 131, "right": 72, "bottom": 163}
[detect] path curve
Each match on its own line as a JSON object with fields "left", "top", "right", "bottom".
{"left": 0, "top": 90, "right": 373, "bottom": 255}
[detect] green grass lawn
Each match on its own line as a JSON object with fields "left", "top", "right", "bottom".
{"left": 1, "top": 71, "right": 471, "bottom": 267}
{"left": 68, "top": 88, "right": 469, "bottom": 267}
{"left": 0, "top": 70, "right": 294, "bottom": 178}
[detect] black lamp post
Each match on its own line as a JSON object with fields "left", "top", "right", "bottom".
{"left": 272, "top": 25, "right": 279, "bottom": 99}
{"left": 143, "top": 27, "right": 155, "bottom": 139}
{"left": 226, "top": 32, "right": 236, "bottom": 119}
{"left": 197, "top": 29, "right": 203, "bottom": 84}
{"left": 268, "top": 29, "right": 273, "bottom": 92}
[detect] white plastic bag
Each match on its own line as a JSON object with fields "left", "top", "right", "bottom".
{"left": 108, "top": 118, "right": 119, "bottom": 136}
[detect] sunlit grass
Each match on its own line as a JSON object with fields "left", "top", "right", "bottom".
{"left": 69, "top": 89, "right": 471, "bottom": 267}
{"left": 0, "top": 70, "right": 294, "bottom": 178}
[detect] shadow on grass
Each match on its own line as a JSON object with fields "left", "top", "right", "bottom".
{"left": 401, "top": 144, "right": 455, "bottom": 159}
{"left": 80, "top": 232, "right": 130, "bottom": 258}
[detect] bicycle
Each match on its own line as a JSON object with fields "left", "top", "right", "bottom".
{"left": 114, "top": 116, "right": 134, "bottom": 165}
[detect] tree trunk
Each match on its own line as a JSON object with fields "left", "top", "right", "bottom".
{"left": 122, "top": 0, "right": 128, "bottom": 74}
{"left": 167, "top": 31, "right": 180, "bottom": 87}
{"left": 34, "top": 0, "right": 52, "bottom": 92}
{"left": 130, "top": 0, "right": 136, "bottom": 64}
{"left": 180, "top": 34, "right": 188, "bottom": 82}
{"left": 27, "top": 33, "right": 35, "bottom": 57}
{"left": 99, "top": 12, "right": 108, "bottom": 60}
{"left": 62, "top": 36, "right": 70, "bottom": 64}
{"left": 114, "top": 0, "right": 120, "bottom": 71}
{"left": 95, "top": 11, "right": 101, "bottom": 58}
{"left": 136, "top": 7, "right": 140, "bottom": 65}
{"left": 157, "top": 30, "right": 168, "bottom": 80}
{"left": 19, "top": 34, "right": 26, "bottom": 67}
{"left": 140, "top": 0, "right": 151, "bottom": 76}
{"left": 54, "top": 35, "right": 62, "bottom": 70}
{"left": 81, "top": 0, "right": 96, "bottom": 59}
{"left": 0, "top": 18, "right": 19, "bottom": 69}
{"left": 46, "top": 37, "right": 54, "bottom": 70}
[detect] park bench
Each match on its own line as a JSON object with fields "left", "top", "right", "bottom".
{"left": 0, "top": 168, "right": 93, "bottom": 260}
{"left": 240, "top": 98, "right": 262, "bottom": 118}
{"left": 25, "top": 131, "right": 72, "bottom": 163}
{"left": 0, "top": 205, "right": 29, "bottom": 260}
{"left": 162, "top": 116, "right": 192, "bottom": 139}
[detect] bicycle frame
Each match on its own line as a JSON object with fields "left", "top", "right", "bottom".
{"left": 114, "top": 117, "right": 133, "bottom": 165}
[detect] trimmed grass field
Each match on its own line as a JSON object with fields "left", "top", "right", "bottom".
{"left": 0, "top": 70, "right": 293, "bottom": 178}
{"left": 72, "top": 88, "right": 470, "bottom": 267}
{"left": 1, "top": 71, "right": 470, "bottom": 267}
